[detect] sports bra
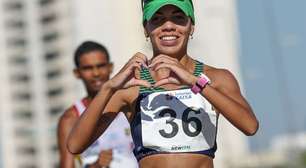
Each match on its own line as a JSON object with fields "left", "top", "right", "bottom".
{"left": 130, "top": 61, "right": 219, "bottom": 161}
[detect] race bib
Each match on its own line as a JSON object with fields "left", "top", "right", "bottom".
{"left": 140, "top": 89, "right": 218, "bottom": 152}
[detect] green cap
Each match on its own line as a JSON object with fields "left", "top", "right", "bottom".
{"left": 143, "top": 0, "right": 195, "bottom": 24}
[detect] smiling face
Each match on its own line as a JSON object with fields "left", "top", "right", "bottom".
{"left": 144, "top": 5, "right": 194, "bottom": 58}
{"left": 74, "top": 51, "right": 113, "bottom": 97}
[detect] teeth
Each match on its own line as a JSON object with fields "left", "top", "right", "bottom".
{"left": 161, "top": 36, "right": 177, "bottom": 41}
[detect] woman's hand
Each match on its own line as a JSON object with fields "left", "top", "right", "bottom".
{"left": 149, "top": 54, "right": 197, "bottom": 87}
{"left": 106, "top": 52, "right": 152, "bottom": 91}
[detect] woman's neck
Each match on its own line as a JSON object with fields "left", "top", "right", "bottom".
{"left": 152, "top": 52, "right": 191, "bottom": 65}
{"left": 179, "top": 54, "right": 192, "bottom": 66}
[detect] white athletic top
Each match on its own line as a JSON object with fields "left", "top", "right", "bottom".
{"left": 74, "top": 99, "right": 138, "bottom": 168}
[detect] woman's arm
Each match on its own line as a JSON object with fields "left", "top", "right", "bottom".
{"left": 150, "top": 55, "right": 258, "bottom": 136}
{"left": 67, "top": 52, "right": 151, "bottom": 154}
{"left": 67, "top": 85, "right": 119, "bottom": 154}
{"left": 202, "top": 68, "right": 259, "bottom": 136}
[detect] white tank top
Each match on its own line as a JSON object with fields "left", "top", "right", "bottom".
{"left": 74, "top": 99, "right": 138, "bottom": 168}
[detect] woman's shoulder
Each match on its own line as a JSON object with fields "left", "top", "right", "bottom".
{"left": 203, "top": 65, "right": 237, "bottom": 89}
{"left": 203, "top": 64, "right": 230, "bottom": 75}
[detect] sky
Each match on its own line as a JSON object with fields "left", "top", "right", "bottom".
{"left": 237, "top": 0, "right": 306, "bottom": 151}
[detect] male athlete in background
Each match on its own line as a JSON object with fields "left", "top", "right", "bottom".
{"left": 57, "top": 41, "right": 138, "bottom": 168}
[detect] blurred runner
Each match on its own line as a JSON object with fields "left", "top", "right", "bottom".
{"left": 57, "top": 41, "right": 138, "bottom": 168}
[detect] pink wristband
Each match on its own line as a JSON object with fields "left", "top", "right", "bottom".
{"left": 191, "top": 73, "right": 211, "bottom": 94}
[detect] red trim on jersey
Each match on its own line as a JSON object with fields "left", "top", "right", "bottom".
{"left": 82, "top": 98, "right": 90, "bottom": 108}
{"left": 72, "top": 105, "right": 81, "bottom": 117}
{"left": 73, "top": 97, "right": 89, "bottom": 117}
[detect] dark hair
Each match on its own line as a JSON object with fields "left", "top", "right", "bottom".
{"left": 74, "top": 41, "right": 110, "bottom": 67}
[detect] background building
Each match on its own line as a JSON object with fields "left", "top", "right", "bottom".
{"left": 0, "top": 0, "right": 76, "bottom": 167}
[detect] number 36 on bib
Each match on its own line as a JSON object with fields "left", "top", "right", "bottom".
{"left": 140, "top": 89, "right": 218, "bottom": 153}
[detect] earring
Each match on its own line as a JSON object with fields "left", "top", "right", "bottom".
{"left": 190, "top": 34, "right": 194, "bottom": 40}
{"left": 146, "top": 37, "right": 149, "bottom": 42}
